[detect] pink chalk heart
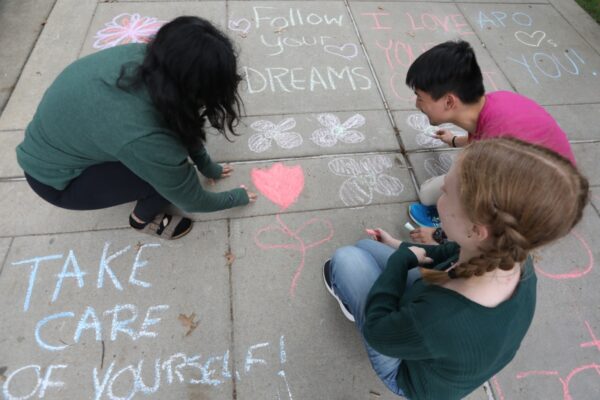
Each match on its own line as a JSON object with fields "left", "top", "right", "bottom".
{"left": 251, "top": 163, "right": 304, "bottom": 210}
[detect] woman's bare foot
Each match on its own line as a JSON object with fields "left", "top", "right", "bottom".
{"left": 409, "top": 227, "right": 438, "bottom": 245}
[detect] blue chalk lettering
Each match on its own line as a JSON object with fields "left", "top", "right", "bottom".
{"left": 507, "top": 54, "right": 539, "bottom": 84}
{"left": 93, "top": 362, "right": 115, "bottom": 400}
{"left": 107, "top": 365, "right": 136, "bottom": 400}
{"left": 129, "top": 243, "right": 160, "bottom": 288}
{"left": 12, "top": 254, "right": 62, "bottom": 312}
{"left": 52, "top": 250, "right": 86, "bottom": 303}
{"left": 534, "top": 52, "right": 561, "bottom": 79}
{"left": 278, "top": 369, "right": 294, "bottom": 400}
{"left": 245, "top": 342, "right": 270, "bottom": 373}
{"left": 38, "top": 365, "right": 67, "bottom": 398}
{"left": 490, "top": 11, "right": 507, "bottom": 28}
{"left": 477, "top": 11, "right": 498, "bottom": 29}
{"left": 105, "top": 304, "right": 138, "bottom": 341}
{"left": 568, "top": 48, "right": 585, "bottom": 64}
{"left": 191, "top": 356, "right": 222, "bottom": 386}
{"left": 35, "top": 312, "right": 75, "bottom": 351}
{"left": 512, "top": 12, "right": 533, "bottom": 27}
{"left": 97, "top": 242, "right": 130, "bottom": 290}
{"left": 555, "top": 51, "right": 582, "bottom": 76}
{"left": 138, "top": 304, "right": 169, "bottom": 339}
{"left": 221, "top": 350, "right": 232, "bottom": 379}
{"left": 2, "top": 364, "right": 41, "bottom": 400}
{"left": 280, "top": 335, "right": 286, "bottom": 364}
{"left": 74, "top": 306, "right": 102, "bottom": 343}
{"left": 161, "top": 353, "right": 186, "bottom": 385}
{"left": 134, "top": 359, "right": 161, "bottom": 394}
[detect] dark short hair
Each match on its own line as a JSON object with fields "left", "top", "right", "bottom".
{"left": 119, "top": 16, "right": 243, "bottom": 148}
{"left": 405, "top": 40, "right": 484, "bottom": 104}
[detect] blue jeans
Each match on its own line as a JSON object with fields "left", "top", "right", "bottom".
{"left": 330, "top": 239, "right": 421, "bottom": 398}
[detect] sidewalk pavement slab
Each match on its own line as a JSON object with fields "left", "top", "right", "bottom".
{"left": 0, "top": 226, "right": 236, "bottom": 400}
{"left": 0, "top": 181, "right": 131, "bottom": 237}
{"left": 227, "top": 1, "right": 385, "bottom": 115}
{"left": 0, "top": 0, "right": 56, "bottom": 113}
{"left": 0, "top": 131, "right": 23, "bottom": 178}
{"left": 0, "top": 0, "right": 97, "bottom": 132}
{"left": 229, "top": 205, "right": 405, "bottom": 400}
{"left": 459, "top": 3, "right": 600, "bottom": 105}
{"left": 80, "top": 1, "right": 226, "bottom": 59}
{"left": 350, "top": 1, "right": 514, "bottom": 111}
{"left": 546, "top": 105, "right": 600, "bottom": 141}
{"left": 548, "top": 0, "right": 600, "bottom": 54}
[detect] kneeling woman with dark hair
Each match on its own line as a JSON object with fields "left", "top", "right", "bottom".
{"left": 323, "top": 138, "right": 589, "bottom": 399}
{"left": 17, "top": 16, "right": 256, "bottom": 239}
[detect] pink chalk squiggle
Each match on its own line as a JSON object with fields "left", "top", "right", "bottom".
{"left": 254, "top": 214, "right": 334, "bottom": 298}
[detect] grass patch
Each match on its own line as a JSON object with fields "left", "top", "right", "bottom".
{"left": 576, "top": 0, "right": 600, "bottom": 23}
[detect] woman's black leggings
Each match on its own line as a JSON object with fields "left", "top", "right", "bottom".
{"left": 25, "top": 162, "right": 170, "bottom": 222}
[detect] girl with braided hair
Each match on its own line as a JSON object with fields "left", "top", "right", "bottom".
{"left": 323, "top": 137, "right": 589, "bottom": 399}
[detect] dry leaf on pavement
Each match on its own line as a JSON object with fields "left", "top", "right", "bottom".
{"left": 225, "top": 251, "right": 235, "bottom": 266}
{"left": 178, "top": 313, "right": 199, "bottom": 337}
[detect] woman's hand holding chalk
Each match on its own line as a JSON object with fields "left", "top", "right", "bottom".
{"left": 404, "top": 222, "right": 416, "bottom": 231}
{"left": 365, "top": 228, "right": 402, "bottom": 249}
{"left": 365, "top": 228, "right": 382, "bottom": 241}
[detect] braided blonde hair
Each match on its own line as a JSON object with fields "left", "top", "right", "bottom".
{"left": 422, "top": 137, "right": 589, "bottom": 285}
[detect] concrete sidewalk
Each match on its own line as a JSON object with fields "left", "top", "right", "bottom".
{"left": 1, "top": 1, "right": 599, "bottom": 399}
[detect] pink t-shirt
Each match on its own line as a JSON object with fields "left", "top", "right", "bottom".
{"left": 471, "top": 91, "right": 575, "bottom": 164}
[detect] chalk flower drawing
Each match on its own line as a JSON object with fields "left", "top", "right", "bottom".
{"left": 406, "top": 113, "right": 464, "bottom": 149}
{"left": 328, "top": 155, "right": 404, "bottom": 206}
{"left": 424, "top": 152, "right": 455, "bottom": 177}
{"left": 93, "top": 13, "right": 165, "bottom": 50}
{"left": 248, "top": 118, "right": 303, "bottom": 153}
{"left": 311, "top": 113, "right": 365, "bottom": 147}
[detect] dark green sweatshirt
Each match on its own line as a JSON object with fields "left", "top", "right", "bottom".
{"left": 364, "top": 242, "right": 537, "bottom": 399}
{"left": 16, "top": 43, "right": 248, "bottom": 212}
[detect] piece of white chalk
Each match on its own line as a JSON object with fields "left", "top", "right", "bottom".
{"left": 404, "top": 222, "right": 416, "bottom": 231}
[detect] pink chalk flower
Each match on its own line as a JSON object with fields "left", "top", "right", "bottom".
{"left": 93, "top": 13, "right": 165, "bottom": 50}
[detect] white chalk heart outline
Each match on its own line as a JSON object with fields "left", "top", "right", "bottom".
{"left": 514, "top": 30, "right": 546, "bottom": 47}
{"left": 228, "top": 18, "right": 251, "bottom": 34}
{"left": 323, "top": 43, "right": 358, "bottom": 60}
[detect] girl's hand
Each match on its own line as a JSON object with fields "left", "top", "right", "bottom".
{"left": 240, "top": 185, "right": 257, "bottom": 203}
{"left": 408, "top": 246, "right": 433, "bottom": 265}
{"left": 409, "top": 227, "right": 438, "bottom": 245}
{"left": 365, "top": 228, "right": 402, "bottom": 249}
{"left": 208, "top": 164, "right": 233, "bottom": 185}
{"left": 220, "top": 164, "right": 233, "bottom": 178}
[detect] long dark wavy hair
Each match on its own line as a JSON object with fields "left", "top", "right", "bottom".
{"left": 118, "top": 16, "right": 243, "bottom": 149}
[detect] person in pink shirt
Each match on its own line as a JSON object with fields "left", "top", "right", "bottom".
{"left": 404, "top": 40, "right": 575, "bottom": 244}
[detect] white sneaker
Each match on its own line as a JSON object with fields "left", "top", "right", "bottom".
{"left": 323, "top": 260, "right": 355, "bottom": 322}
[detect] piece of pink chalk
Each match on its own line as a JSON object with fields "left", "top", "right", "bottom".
{"left": 365, "top": 229, "right": 381, "bottom": 241}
